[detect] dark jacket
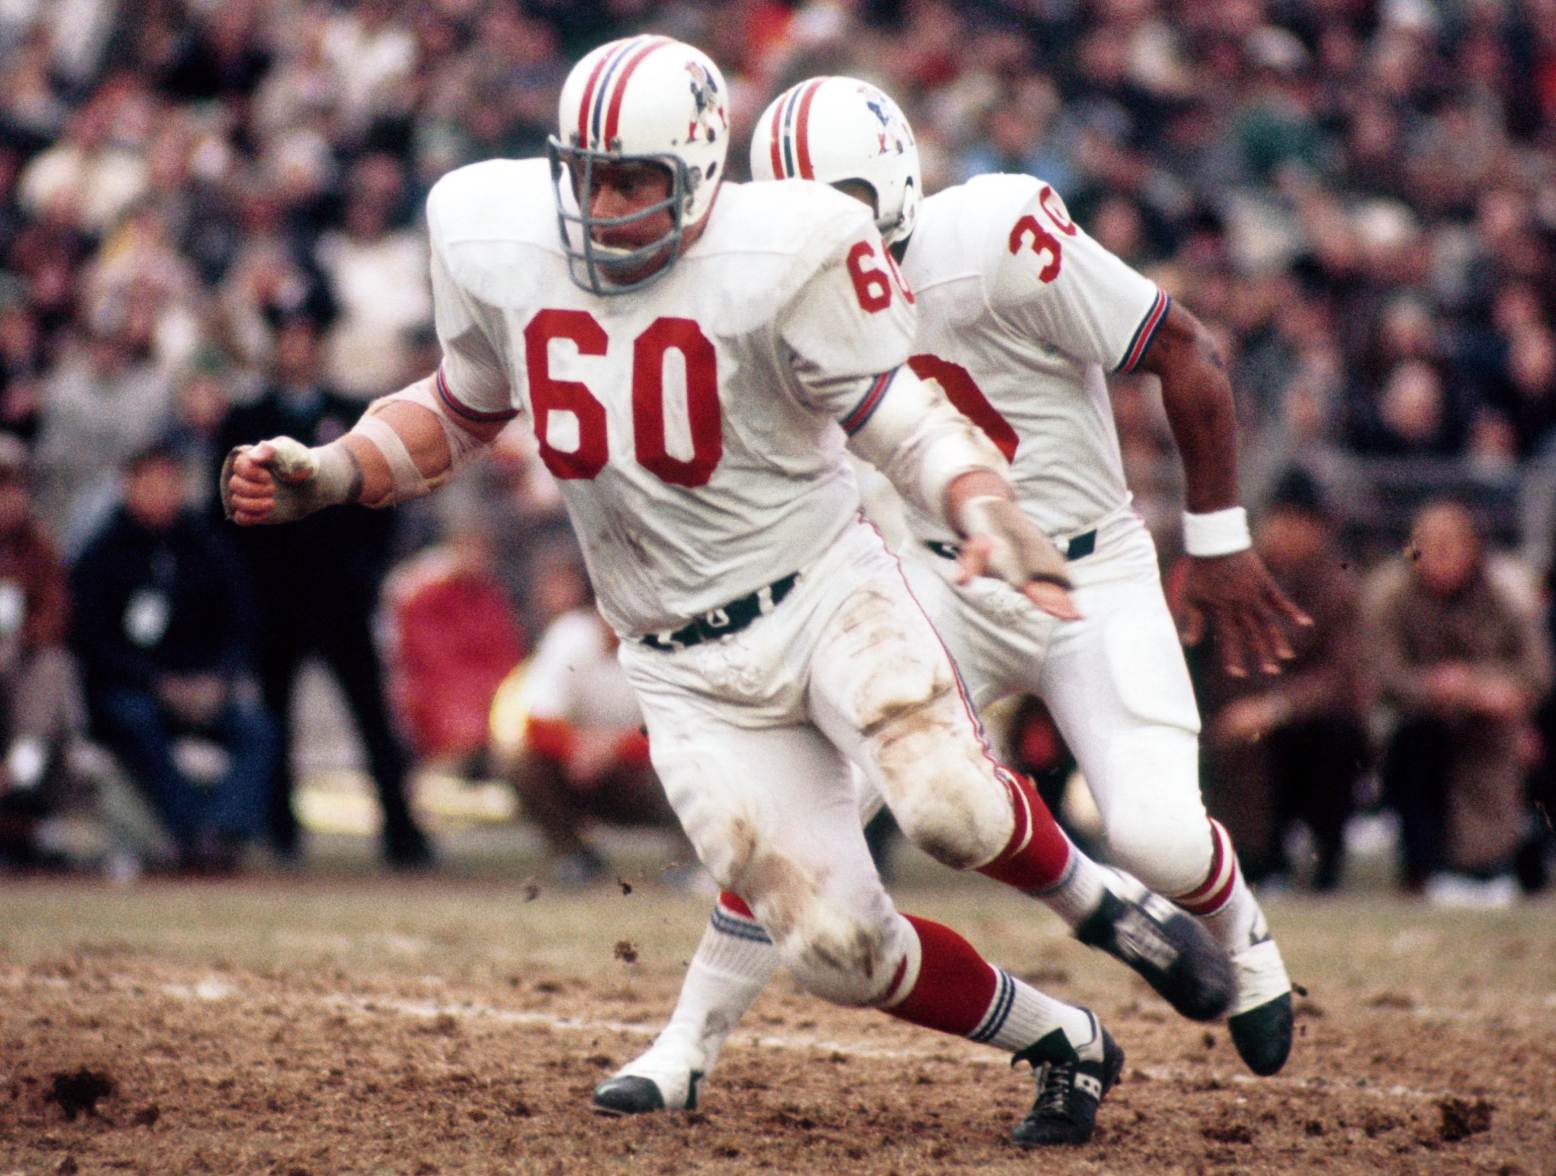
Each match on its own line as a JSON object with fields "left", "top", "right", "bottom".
{"left": 214, "top": 383, "right": 397, "bottom": 618}
{"left": 69, "top": 506, "right": 257, "bottom": 693}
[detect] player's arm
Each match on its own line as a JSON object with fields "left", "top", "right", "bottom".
{"left": 223, "top": 192, "right": 517, "bottom": 526}
{"left": 221, "top": 375, "right": 509, "bottom": 525}
{"left": 840, "top": 365, "right": 1078, "bottom": 620}
{"left": 780, "top": 212, "right": 1078, "bottom": 617}
{"left": 990, "top": 179, "right": 1309, "bottom": 672}
{"left": 1138, "top": 304, "right": 1312, "bottom": 677}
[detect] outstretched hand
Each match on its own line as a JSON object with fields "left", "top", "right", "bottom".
{"left": 1175, "top": 550, "right": 1311, "bottom": 677}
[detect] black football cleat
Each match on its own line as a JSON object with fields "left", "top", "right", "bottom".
{"left": 591, "top": 1070, "right": 702, "bottom": 1115}
{"left": 1075, "top": 889, "right": 1234, "bottom": 1022}
{"left": 1011, "top": 1016, "right": 1125, "bottom": 1147}
{"left": 1227, "top": 930, "right": 1294, "bottom": 1075}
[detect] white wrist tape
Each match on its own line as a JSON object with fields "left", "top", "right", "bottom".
{"left": 1184, "top": 506, "right": 1251, "bottom": 557}
{"left": 219, "top": 435, "right": 355, "bottom": 523}
{"left": 957, "top": 495, "right": 1071, "bottom": 588}
{"left": 353, "top": 374, "right": 492, "bottom": 505}
{"left": 308, "top": 442, "right": 357, "bottom": 505}
{"left": 354, "top": 415, "right": 428, "bottom": 505}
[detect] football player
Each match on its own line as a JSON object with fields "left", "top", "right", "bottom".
{"left": 599, "top": 75, "right": 1309, "bottom": 1117}
{"left": 221, "top": 39, "right": 1234, "bottom": 1148}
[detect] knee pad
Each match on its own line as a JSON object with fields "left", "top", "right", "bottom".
{"left": 1107, "top": 803, "right": 1213, "bottom": 897}
{"left": 768, "top": 894, "right": 910, "bottom": 1008}
{"left": 870, "top": 690, "right": 1015, "bottom": 872}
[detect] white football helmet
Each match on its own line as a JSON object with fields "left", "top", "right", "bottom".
{"left": 549, "top": 35, "right": 730, "bottom": 295}
{"left": 749, "top": 77, "right": 921, "bottom": 246}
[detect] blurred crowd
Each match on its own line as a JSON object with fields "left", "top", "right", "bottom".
{"left": 0, "top": 0, "right": 1553, "bottom": 900}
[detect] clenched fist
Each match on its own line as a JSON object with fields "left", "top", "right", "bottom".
{"left": 220, "top": 436, "right": 356, "bottom": 525}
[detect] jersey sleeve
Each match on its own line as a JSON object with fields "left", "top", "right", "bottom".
{"left": 987, "top": 181, "right": 1170, "bottom": 375}
{"left": 778, "top": 223, "right": 916, "bottom": 428}
{"left": 426, "top": 190, "right": 520, "bottom": 424}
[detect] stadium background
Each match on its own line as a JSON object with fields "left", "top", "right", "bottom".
{"left": 2, "top": 2, "right": 1556, "bottom": 1173}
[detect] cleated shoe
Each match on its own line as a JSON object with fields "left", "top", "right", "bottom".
{"left": 1011, "top": 1014, "right": 1125, "bottom": 1147}
{"left": 1227, "top": 934, "right": 1293, "bottom": 1076}
{"left": 1075, "top": 889, "right": 1234, "bottom": 1022}
{"left": 591, "top": 1041, "right": 703, "bottom": 1115}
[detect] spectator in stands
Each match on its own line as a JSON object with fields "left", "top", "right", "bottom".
{"left": 214, "top": 308, "right": 432, "bottom": 869}
{"left": 0, "top": 433, "right": 86, "bottom": 865}
{"left": 69, "top": 442, "right": 274, "bottom": 873}
{"left": 34, "top": 307, "right": 174, "bottom": 547}
{"left": 315, "top": 154, "right": 429, "bottom": 400}
{"left": 1363, "top": 500, "right": 1551, "bottom": 905}
{"left": 1192, "top": 468, "right": 1369, "bottom": 892}
{"left": 504, "top": 566, "right": 687, "bottom": 887}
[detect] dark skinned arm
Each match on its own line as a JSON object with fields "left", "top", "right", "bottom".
{"left": 1140, "top": 302, "right": 1311, "bottom": 677}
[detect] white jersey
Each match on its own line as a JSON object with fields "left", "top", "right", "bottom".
{"left": 519, "top": 608, "right": 641, "bottom": 730}
{"left": 426, "top": 160, "right": 914, "bottom": 636}
{"left": 900, "top": 173, "right": 1168, "bottom": 540}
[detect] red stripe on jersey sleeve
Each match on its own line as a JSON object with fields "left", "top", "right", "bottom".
{"left": 1116, "top": 289, "right": 1170, "bottom": 374}
{"left": 436, "top": 367, "right": 518, "bottom": 424}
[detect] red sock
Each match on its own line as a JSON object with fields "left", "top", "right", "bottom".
{"left": 1174, "top": 819, "right": 1238, "bottom": 916}
{"left": 975, "top": 770, "right": 1073, "bottom": 892}
{"left": 883, "top": 914, "right": 999, "bottom": 1036}
{"left": 718, "top": 890, "right": 754, "bottom": 919}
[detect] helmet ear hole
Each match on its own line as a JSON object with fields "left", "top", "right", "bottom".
{"left": 832, "top": 177, "right": 881, "bottom": 223}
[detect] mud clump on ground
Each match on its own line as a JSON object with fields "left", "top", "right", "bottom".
{"left": 1437, "top": 1097, "right": 1494, "bottom": 1142}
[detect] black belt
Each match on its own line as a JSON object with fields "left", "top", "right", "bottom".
{"left": 640, "top": 572, "right": 800, "bottom": 652}
{"left": 925, "top": 527, "right": 1097, "bottom": 564}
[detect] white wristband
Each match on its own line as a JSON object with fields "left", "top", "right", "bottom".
{"left": 1183, "top": 506, "right": 1251, "bottom": 557}
{"left": 309, "top": 443, "right": 358, "bottom": 506}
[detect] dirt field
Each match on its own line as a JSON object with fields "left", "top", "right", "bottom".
{"left": 2, "top": 835, "right": 1554, "bottom": 1175}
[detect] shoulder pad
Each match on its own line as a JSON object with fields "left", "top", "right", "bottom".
{"left": 427, "top": 158, "right": 561, "bottom": 306}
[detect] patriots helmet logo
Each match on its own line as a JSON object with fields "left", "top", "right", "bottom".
{"left": 860, "top": 84, "right": 911, "bottom": 157}
{"left": 685, "top": 60, "right": 727, "bottom": 144}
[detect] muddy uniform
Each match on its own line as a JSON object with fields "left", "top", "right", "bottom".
{"left": 429, "top": 159, "right": 1029, "bottom": 1006}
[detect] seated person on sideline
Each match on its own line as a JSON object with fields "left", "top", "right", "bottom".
{"left": 69, "top": 442, "right": 276, "bottom": 872}
{"left": 506, "top": 567, "right": 688, "bottom": 886}
{"left": 1363, "top": 499, "right": 1551, "bottom": 904}
{"left": 0, "top": 435, "right": 89, "bottom": 866}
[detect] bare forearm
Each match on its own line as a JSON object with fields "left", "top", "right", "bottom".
{"left": 222, "top": 372, "right": 507, "bottom": 525}
{"left": 338, "top": 398, "right": 456, "bottom": 506}
{"left": 1146, "top": 305, "right": 1240, "bottom": 513}
{"left": 943, "top": 468, "right": 1012, "bottom": 527}
{"left": 339, "top": 375, "right": 506, "bottom": 507}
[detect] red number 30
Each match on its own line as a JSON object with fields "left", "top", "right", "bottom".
{"left": 1009, "top": 187, "right": 1076, "bottom": 284}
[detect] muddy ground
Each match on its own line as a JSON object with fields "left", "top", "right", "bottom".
{"left": 2, "top": 866, "right": 1553, "bottom": 1175}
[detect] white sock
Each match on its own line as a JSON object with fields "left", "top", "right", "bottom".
{"left": 1196, "top": 872, "right": 1266, "bottom": 953}
{"left": 1175, "top": 819, "right": 1264, "bottom": 953}
{"left": 624, "top": 898, "right": 779, "bottom": 1085}
{"left": 971, "top": 968, "right": 1099, "bottom": 1058}
{"left": 1031, "top": 838, "right": 1108, "bottom": 929}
